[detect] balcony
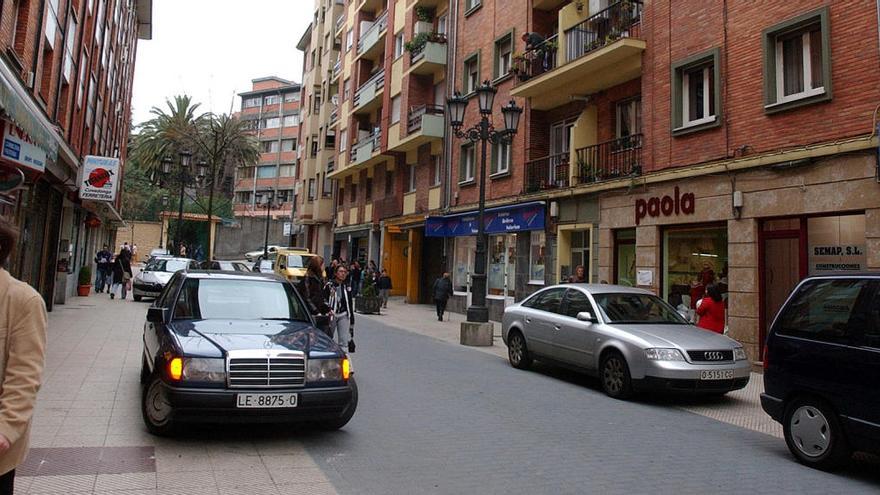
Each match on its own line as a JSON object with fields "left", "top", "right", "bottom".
{"left": 511, "top": 0, "right": 645, "bottom": 110}
{"left": 329, "top": 107, "right": 339, "bottom": 126}
{"left": 573, "top": 134, "right": 643, "bottom": 185}
{"left": 353, "top": 69, "right": 385, "bottom": 114}
{"left": 407, "top": 34, "right": 447, "bottom": 76}
{"left": 357, "top": 11, "right": 389, "bottom": 60}
{"left": 334, "top": 14, "right": 345, "bottom": 35}
{"left": 331, "top": 59, "right": 342, "bottom": 81}
{"left": 392, "top": 105, "right": 445, "bottom": 152}
{"left": 349, "top": 128, "right": 382, "bottom": 167}
{"left": 524, "top": 152, "right": 570, "bottom": 194}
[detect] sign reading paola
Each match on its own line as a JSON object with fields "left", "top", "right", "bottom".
{"left": 79, "top": 155, "right": 120, "bottom": 202}
{"left": 635, "top": 186, "right": 695, "bottom": 225}
{"left": 426, "top": 202, "right": 545, "bottom": 237}
{"left": 1, "top": 120, "right": 47, "bottom": 173}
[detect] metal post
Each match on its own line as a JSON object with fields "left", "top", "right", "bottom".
{"left": 263, "top": 194, "right": 272, "bottom": 258}
{"left": 175, "top": 169, "right": 186, "bottom": 254}
{"left": 467, "top": 117, "right": 490, "bottom": 323}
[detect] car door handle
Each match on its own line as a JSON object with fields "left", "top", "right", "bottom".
{"left": 525, "top": 318, "right": 531, "bottom": 323}
{"left": 554, "top": 325, "right": 561, "bottom": 331}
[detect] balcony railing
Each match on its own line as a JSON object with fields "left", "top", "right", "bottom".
{"left": 574, "top": 133, "right": 643, "bottom": 184}
{"left": 356, "top": 11, "right": 389, "bottom": 54}
{"left": 353, "top": 69, "right": 385, "bottom": 107}
{"left": 335, "top": 14, "right": 345, "bottom": 33}
{"left": 329, "top": 107, "right": 339, "bottom": 125}
{"left": 350, "top": 128, "right": 382, "bottom": 162}
{"left": 409, "top": 33, "right": 447, "bottom": 63}
{"left": 332, "top": 59, "right": 341, "bottom": 79}
{"left": 513, "top": 0, "right": 643, "bottom": 84}
{"left": 524, "top": 152, "right": 570, "bottom": 193}
{"left": 406, "top": 104, "right": 444, "bottom": 134}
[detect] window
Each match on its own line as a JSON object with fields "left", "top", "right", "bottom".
{"left": 529, "top": 231, "right": 546, "bottom": 284}
{"left": 406, "top": 164, "right": 416, "bottom": 192}
{"left": 264, "top": 94, "right": 280, "bottom": 106}
{"left": 562, "top": 289, "right": 593, "bottom": 318}
{"left": 323, "top": 165, "right": 334, "bottom": 197}
{"left": 561, "top": 229, "right": 591, "bottom": 282}
{"left": 365, "top": 177, "right": 373, "bottom": 201}
{"left": 44, "top": 0, "right": 59, "bottom": 49}
{"left": 343, "top": 78, "right": 351, "bottom": 101}
{"left": 394, "top": 32, "right": 405, "bottom": 58}
{"left": 257, "top": 166, "right": 277, "bottom": 178}
{"left": 662, "top": 226, "right": 728, "bottom": 312}
{"left": 262, "top": 140, "right": 280, "bottom": 153}
{"left": 465, "top": 0, "right": 481, "bottom": 14}
{"left": 432, "top": 155, "right": 441, "bottom": 186}
{"left": 390, "top": 95, "right": 401, "bottom": 124}
{"left": 283, "top": 114, "right": 299, "bottom": 127}
{"left": 339, "top": 129, "right": 348, "bottom": 151}
{"left": 491, "top": 141, "right": 510, "bottom": 175}
{"left": 281, "top": 139, "right": 296, "bottom": 152}
{"left": 763, "top": 8, "right": 831, "bottom": 112}
{"left": 438, "top": 14, "right": 448, "bottom": 36}
{"left": 776, "top": 279, "right": 871, "bottom": 345}
{"left": 494, "top": 32, "right": 513, "bottom": 79}
{"left": 263, "top": 117, "right": 280, "bottom": 129}
{"left": 672, "top": 48, "right": 720, "bottom": 134}
{"left": 463, "top": 53, "right": 480, "bottom": 94}
{"left": 385, "top": 170, "right": 394, "bottom": 195}
{"left": 350, "top": 183, "right": 357, "bottom": 202}
{"left": 453, "top": 236, "right": 476, "bottom": 292}
{"left": 615, "top": 97, "right": 641, "bottom": 139}
{"left": 62, "top": 15, "right": 77, "bottom": 82}
{"left": 523, "top": 288, "right": 565, "bottom": 314}
{"left": 614, "top": 229, "right": 636, "bottom": 286}
{"left": 459, "top": 144, "right": 475, "bottom": 183}
{"left": 284, "top": 92, "right": 299, "bottom": 102}
{"left": 488, "top": 234, "right": 516, "bottom": 297}
{"left": 308, "top": 179, "right": 317, "bottom": 200}
{"left": 238, "top": 166, "right": 255, "bottom": 179}
{"left": 346, "top": 29, "right": 353, "bottom": 51}
{"left": 279, "top": 165, "right": 295, "bottom": 177}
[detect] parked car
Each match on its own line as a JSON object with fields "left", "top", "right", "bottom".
{"left": 200, "top": 260, "right": 251, "bottom": 272}
{"left": 274, "top": 248, "right": 314, "bottom": 283}
{"left": 253, "top": 258, "right": 275, "bottom": 273}
{"left": 502, "top": 284, "right": 750, "bottom": 399}
{"left": 245, "top": 245, "right": 281, "bottom": 262}
{"left": 147, "top": 247, "right": 170, "bottom": 260}
{"left": 132, "top": 257, "right": 198, "bottom": 301}
{"left": 140, "top": 271, "right": 357, "bottom": 435}
{"left": 761, "top": 274, "right": 880, "bottom": 470}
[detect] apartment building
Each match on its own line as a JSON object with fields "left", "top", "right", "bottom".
{"left": 233, "top": 77, "right": 301, "bottom": 219}
{"left": 0, "top": 0, "right": 151, "bottom": 308}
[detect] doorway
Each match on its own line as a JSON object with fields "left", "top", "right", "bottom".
{"left": 760, "top": 218, "right": 806, "bottom": 359}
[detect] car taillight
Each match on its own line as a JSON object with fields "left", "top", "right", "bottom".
{"left": 762, "top": 344, "right": 769, "bottom": 370}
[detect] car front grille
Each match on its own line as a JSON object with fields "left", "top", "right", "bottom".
{"left": 227, "top": 351, "right": 306, "bottom": 388}
{"left": 687, "top": 350, "right": 734, "bottom": 362}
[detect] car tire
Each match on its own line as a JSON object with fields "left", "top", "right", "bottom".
{"left": 133, "top": 295, "right": 142, "bottom": 302}
{"left": 140, "top": 355, "right": 150, "bottom": 385}
{"left": 600, "top": 351, "right": 634, "bottom": 400}
{"left": 142, "top": 375, "right": 176, "bottom": 436}
{"left": 317, "top": 377, "right": 358, "bottom": 431}
{"left": 783, "top": 397, "right": 850, "bottom": 470}
{"left": 507, "top": 330, "right": 533, "bottom": 370}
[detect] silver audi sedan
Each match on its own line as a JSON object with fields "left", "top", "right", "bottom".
{"left": 502, "top": 284, "right": 751, "bottom": 399}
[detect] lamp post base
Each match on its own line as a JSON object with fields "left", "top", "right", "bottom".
{"left": 466, "top": 305, "right": 489, "bottom": 323}
{"left": 460, "top": 321, "right": 494, "bottom": 347}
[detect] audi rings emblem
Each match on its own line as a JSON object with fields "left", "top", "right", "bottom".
{"left": 704, "top": 351, "right": 724, "bottom": 361}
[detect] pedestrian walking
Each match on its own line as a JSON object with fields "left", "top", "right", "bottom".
{"left": 94, "top": 245, "right": 113, "bottom": 293}
{"left": 0, "top": 217, "right": 48, "bottom": 495}
{"left": 432, "top": 272, "right": 453, "bottom": 321}
{"left": 131, "top": 244, "right": 138, "bottom": 260}
{"left": 325, "top": 265, "right": 356, "bottom": 353}
{"left": 350, "top": 261, "right": 362, "bottom": 297}
{"left": 376, "top": 269, "right": 392, "bottom": 309}
{"left": 110, "top": 248, "right": 133, "bottom": 300}
{"left": 297, "top": 256, "right": 333, "bottom": 336}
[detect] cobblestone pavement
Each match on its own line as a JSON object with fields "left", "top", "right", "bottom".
{"left": 361, "top": 297, "right": 783, "bottom": 438}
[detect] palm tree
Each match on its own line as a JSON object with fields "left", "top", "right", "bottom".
{"left": 130, "top": 95, "right": 205, "bottom": 174}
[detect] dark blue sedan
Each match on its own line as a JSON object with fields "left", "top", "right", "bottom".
{"left": 140, "top": 271, "right": 357, "bottom": 435}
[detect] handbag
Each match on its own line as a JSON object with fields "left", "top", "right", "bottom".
{"left": 348, "top": 338, "right": 356, "bottom": 353}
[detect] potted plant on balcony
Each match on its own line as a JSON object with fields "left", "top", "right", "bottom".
{"left": 355, "top": 273, "right": 382, "bottom": 314}
{"left": 405, "top": 32, "right": 430, "bottom": 57}
{"left": 414, "top": 7, "right": 434, "bottom": 34}
{"left": 77, "top": 265, "right": 92, "bottom": 296}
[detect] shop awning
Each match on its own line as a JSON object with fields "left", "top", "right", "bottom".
{"left": 426, "top": 201, "right": 546, "bottom": 237}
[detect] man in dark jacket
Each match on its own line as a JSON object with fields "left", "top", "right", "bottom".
{"left": 432, "top": 272, "right": 453, "bottom": 322}
{"left": 94, "top": 245, "right": 112, "bottom": 293}
{"left": 376, "top": 269, "right": 392, "bottom": 309}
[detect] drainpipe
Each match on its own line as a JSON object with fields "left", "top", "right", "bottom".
{"left": 444, "top": 0, "right": 458, "bottom": 212}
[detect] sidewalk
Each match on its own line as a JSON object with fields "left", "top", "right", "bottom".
{"left": 359, "top": 297, "right": 782, "bottom": 439}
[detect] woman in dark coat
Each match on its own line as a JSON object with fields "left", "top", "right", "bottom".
{"left": 297, "top": 255, "right": 332, "bottom": 336}
{"left": 110, "top": 248, "right": 133, "bottom": 300}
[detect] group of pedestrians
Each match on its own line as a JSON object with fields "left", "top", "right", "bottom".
{"left": 325, "top": 257, "right": 393, "bottom": 308}
{"left": 298, "top": 256, "right": 356, "bottom": 352}
{"left": 94, "top": 244, "right": 133, "bottom": 300}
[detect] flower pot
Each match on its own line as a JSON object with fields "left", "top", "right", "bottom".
{"left": 77, "top": 285, "right": 92, "bottom": 297}
{"left": 355, "top": 295, "right": 382, "bottom": 315}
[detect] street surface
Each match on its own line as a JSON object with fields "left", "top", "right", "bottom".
{"left": 16, "top": 294, "right": 880, "bottom": 494}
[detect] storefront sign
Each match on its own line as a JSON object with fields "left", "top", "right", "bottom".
{"left": 809, "top": 244, "right": 866, "bottom": 273}
{"left": 426, "top": 202, "right": 545, "bottom": 237}
{"left": 1, "top": 120, "right": 47, "bottom": 173}
{"left": 79, "top": 155, "right": 120, "bottom": 202}
{"left": 635, "top": 187, "right": 695, "bottom": 225}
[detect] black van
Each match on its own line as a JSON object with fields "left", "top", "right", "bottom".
{"left": 761, "top": 275, "right": 880, "bottom": 470}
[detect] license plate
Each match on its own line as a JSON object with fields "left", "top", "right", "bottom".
{"left": 236, "top": 393, "right": 298, "bottom": 408}
{"left": 700, "top": 369, "right": 734, "bottom": 381}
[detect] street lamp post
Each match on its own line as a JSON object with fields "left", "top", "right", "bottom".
{"left": 158, "top": 195, "right": 169, "bottom": 249}
{"left": 159, "top": 150, "right": 205, "bottom": 256}
{"left": 447, "top": 81, "right": 522, "bottom": 325}
{"left": 258, "top": 191, "right": 284, "bottom": 259}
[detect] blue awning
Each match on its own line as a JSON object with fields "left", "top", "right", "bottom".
{"left": 426, "top": 201, "right": 545, "bottom": 237}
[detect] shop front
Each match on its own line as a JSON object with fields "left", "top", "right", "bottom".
{"left": 597, "top": 152, "right": 880, "bottom": 363}
{"left": 333, "top": 224, "right": 372, "bottom": 264}
{"left": 427, "top": 201, "right": 547, "bottom": 321}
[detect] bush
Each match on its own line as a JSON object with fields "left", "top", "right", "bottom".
{"left": 360, "top": 272, "right": 378, "bottom": 298}
{"left": 78, "top": 265, "right": 92, "bottom": 286}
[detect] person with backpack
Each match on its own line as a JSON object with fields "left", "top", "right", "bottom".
{"left": 432, "top": 272, "right": 453, "bottom": 322}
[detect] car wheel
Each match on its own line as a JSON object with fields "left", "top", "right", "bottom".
{"left": 142, "top": 375, "right": 176, "bottom": 436}
{"left": 133, "top": 295, "right": 142, "bottom": 302}
{"left": 600, "top": 351, "right": 633, "bottom": 400}
{"left": 507, "top": 331, "right": 532, "bottom": 370}
{"left": 783, "top": 397, "right": 850, "bottom": 470}
{"left": 317, "top": 377, "right": 358, "bottom": 431}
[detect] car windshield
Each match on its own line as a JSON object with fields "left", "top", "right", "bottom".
{"left": 593, "top": 293, "right": 688, "bottom": 325}
{"left": 172, "top": 278, "right": 310, "bottom": 322}
{"left": 286, "top": 254, "right": 312, "bottom": 268}
{"left": 146, "top": 259, "right": 188, "bottom": 273}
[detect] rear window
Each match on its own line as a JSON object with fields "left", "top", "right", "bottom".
{"left": 774, "top": 279, "right": 872, "bottom": 344}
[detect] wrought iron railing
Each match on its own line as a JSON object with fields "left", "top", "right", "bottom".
{"left": 332, "top": 59, "right": 341, "bottom": 79}
{"left": 329, "top": 108, "right": 339, "bottom": 125}
{"left": 335, "top": 14, "right": 345, "bottom": 33}
{"left": 512, "top": 34, "right": 558, "bottom": 83}
{"left": 409, "top": 33, "right": 448, "bottom": 63}
{"left": 353, "top": 69, "right": 385, "bottom": 108}
{"left": 406, "top": 104, "right": 444, "bottom": 134}
{"left": 574, "top": 133, "right": 643, "bottom": 184}
{"left": 356, "top": 11, "right": 389, "bottom": 54}
{"left": 524, "top": 152, "right": 570, "bottom": 193}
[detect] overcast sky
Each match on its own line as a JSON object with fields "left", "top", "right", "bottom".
{"left": 130, "top": 0, "right": 312, "bottom": 127}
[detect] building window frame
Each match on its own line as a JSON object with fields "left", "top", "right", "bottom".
{"left": 464, "top": 0, "right": 482, "bottom": 17}
{"left": 671, "top": 48, "right": 721, "bottom": 136}
{"left": 406, "top": 163, "right": 416, "bottom": 193}
{"left": 432, "top": 155, "right": 442, "bottom": 186}
{"left": 459, "top": 143, "right": 475, "bottom": 184}
{"left": 490, "top": 140, "right": 511, "bottom": 177}
{"left": 394, "top": 31, "right": 405, "bottom": 59}
{"left": 493, "top": 29, "right": 514, "bottom": 81}
{"left": 390, "top": 95, "right": 402, "bottom": 124}
{"left": 462, "top": 51, "right": 480, "bottom": 96}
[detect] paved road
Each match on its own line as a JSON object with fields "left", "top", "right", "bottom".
{"left": 298, "top": 316, "right": 880, "bottom": 495}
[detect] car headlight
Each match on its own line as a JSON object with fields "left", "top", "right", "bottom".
{"left": 734, "top": 347, "right": 748, "bottom": 361}
{"left": 645, "top": 348, "right": 685, "bottom": 361}
{"left": 307, "top": 358, "right": 349, "bottom": 382}
{"left": 182, "top": 358, "right": 226, "bottom": 383}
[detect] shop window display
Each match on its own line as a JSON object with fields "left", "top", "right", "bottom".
{"left": 662, "top": 226, "right": 728, "bottom": 320}
{"left": 453, "top": 236, "right": 476, "bottom": 293}
{"left": 488, "top": 234, "right": 516, "bottom": 297}
{"left": 529, "top": 232, "right": 546, "bottom": 284}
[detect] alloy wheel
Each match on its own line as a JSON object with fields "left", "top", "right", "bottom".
{"left": 789, "top": 405, "right": 831, "bottom": 458}
{"left": 603, "top": 356, "right": 624, "bottom": 394}
{"left": 509, "top": 335, "right": 523, "bottom": 365}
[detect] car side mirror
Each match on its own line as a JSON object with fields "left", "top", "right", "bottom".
{"left": 147, "top": 307, "right": 167, "bottom": 324}
{"left": 576, "top": 311, "right": 596, "bottom": 323}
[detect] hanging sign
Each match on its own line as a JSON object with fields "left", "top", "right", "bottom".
{"left": 79, "top": 155, "right": 121, "bottom": 202}
{"left": 1, "top": 120, "right": 47, "bottom": 173}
